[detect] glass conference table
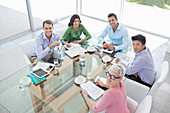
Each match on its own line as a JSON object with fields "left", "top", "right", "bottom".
{"left": 0, "top": 48, "right": 114, "bottom": 113}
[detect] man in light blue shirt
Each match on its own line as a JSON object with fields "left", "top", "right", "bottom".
{"left": 31, "top": 20, "right": 60, "bottom": 63}
{"left": 116, "top": 34, "right": 155, "bottom": 87}
{"left": 99, "top": 13, "right": 129, "bottom": 54}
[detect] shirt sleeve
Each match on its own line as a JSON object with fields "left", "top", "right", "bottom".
{"left": 82, "top": 25, "right": 91, "bottom": 39}
{"left": 60, "top": 27, "right": 70, "bottom": 43}
{"left": 114, "top": 29, "right": 129, "bottom": 51}
{"left": 93, "top": 91, "right": 112, "bottom": 112}
{"left": 118, "top": 57, "right": 144, "bottom": 75}
{"left": 35, "top": 37, "right": 50, "bottom": 59}
{"left": 99, "top": 26, "right": 108, "bottom": 40}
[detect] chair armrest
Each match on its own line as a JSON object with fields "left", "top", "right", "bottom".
{"left": 127, "top": 96, "right": 138, "bottom": 113}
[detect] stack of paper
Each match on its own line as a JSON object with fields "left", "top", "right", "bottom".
{"left": 80, "top": 81, "right": 104, "bottom": 100}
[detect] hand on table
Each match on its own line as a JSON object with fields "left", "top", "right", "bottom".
{"left": 103, "top": 42, "right": 109, "bottom": 49}
{"left": 96, "top": 79, "right": 105, "bottom": 87}
{"left": 66, "top": 43, "right": 71, "bottom": 47}
{"left": 108, "top": 44, "right": 115, "bottom": 51}
{"left": 81, "top": 89, "right": 88, "bottom": 97}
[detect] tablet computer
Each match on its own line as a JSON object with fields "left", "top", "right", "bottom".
{"left": 32, "top": 68, "right": 48, "bottom": 78}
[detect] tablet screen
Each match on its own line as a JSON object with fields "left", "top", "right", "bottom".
{"left": 32, "top": 68, "right": 47, "bottom": 78}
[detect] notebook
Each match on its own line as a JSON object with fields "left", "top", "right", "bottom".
{"left": 27, "top": 73, "right": 46, "bottom": 85}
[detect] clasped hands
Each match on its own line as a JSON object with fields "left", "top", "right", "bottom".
{"left": 103, "top": 42, "right": 115, "bottom": 51}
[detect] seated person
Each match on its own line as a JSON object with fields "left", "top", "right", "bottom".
{"left": 82, "top": 64, "right": 130, "bottom": 113}
{"left": 60, "top": 14, "right": 91, "bottom": 47}
{"left": 31, "top": 20, "right": 60, "bottom": 63}
{"left": 116, "top": 34, "right": 155, "bottom": 88}
{"left": 99, "top": 13, "right": 129, "bottom": 55}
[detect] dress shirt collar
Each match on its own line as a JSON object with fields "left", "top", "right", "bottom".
{"left": 135, "top": 47, "right": 148, "bottom": 57}
{"left": 109, "top": 23, "right": 122, "bottom": 31}
{"left": 42, "top": 32, "right": 55, "bottom": 40}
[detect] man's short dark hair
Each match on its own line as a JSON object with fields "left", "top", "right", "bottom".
{"left": 108, "top": 13, "right": 117, "bottom": 20}
{"left": 43, "top": 20, "right": 53, "bottom": 27}
{"left": 132, "top": 34, "right": 146, "bottom": 45}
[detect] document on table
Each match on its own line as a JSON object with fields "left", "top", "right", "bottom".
{"left": 80, "top": 81, "right": 104, "bottom": 100}
{"left": 65, "top": 46, "right": 87, "bottom": 58}
{"left": 32, "top": 62, "right": 54, "bottom": 73}
{"left": 94, "top": 76, "right": 107, "bottom": 84}
{"left": 64, "top": 43, "right": 81, "bottom": 50}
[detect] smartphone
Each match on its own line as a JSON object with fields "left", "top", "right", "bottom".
{"left": 46, "top": 65, "right": 53, "bottom": 71}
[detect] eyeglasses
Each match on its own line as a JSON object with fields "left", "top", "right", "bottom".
{"left": 106, "top": 72, "right": 121, "bottom": 80}
{"left": 44, "top": 27, "right": 52, "bottom": 30}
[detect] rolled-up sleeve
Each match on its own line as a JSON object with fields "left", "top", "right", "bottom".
{"left": 35, "top": 37, "right": 50, "bottom": 59}
{"left": 82, "top": 25, "right": 91, "bottom": 40}
{"left": 114, "top": 29, "right": 129, "bottom": 51}
{"left": 118, "top": 57, "right": 143, "bottom": 75}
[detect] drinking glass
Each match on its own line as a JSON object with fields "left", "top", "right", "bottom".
{"left": 99, "top": 49, "right": 103, "bottom": 58}
{"left": 103, "top": 61, "right": 107, "bottom": 69}
{"left": 79, "top": 52, "right": 85, "bottom": 66}
{"left": 87, "top": 71, "right": 92, "bottom": 80}
{"left": 53, "top": 59, "right": 59, "bottom": 75}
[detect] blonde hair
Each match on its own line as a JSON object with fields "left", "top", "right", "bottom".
{"left": 109, "top": 64, "right": 125, "bottom": 78}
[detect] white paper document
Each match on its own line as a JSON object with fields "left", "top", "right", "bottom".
{"left": 32, "top": 62, "right": 54, "bottom": 73}
{"left": 80, "top": 81, "right": 104, "bottom": 100}
{"left": 102, "top": 48, "right": 114, "bottom": 54}
{"left": 65, "top": 46, "right": 87, "bottom": 58}
{"left": 94, "top": 76, "right": 107, "bottom": 84}
{"left": 64, "top": 43, "right": 81, "bottom": 50}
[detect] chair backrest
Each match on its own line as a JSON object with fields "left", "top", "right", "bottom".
{"left": 149, "top": 61, "right": 169, "bottom": 96}
{"left": 0, "top": 45, "right": 31, "bottom": 81}
{"left": 19, "top": 39, "right": 35, "bottom": 60}
{"left": 135, "top": 95, "right": 152, "bottom": 113}
{"left": 127, "top": 96, "right": 139, "bottom": 113}
{"left": 124, "top": 78, "right": 150, "bottom": 103}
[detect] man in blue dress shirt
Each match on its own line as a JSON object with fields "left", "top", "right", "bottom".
{"left": 31, "top": 20, "right": 60, "bottom": 63}
{"left": 99, "top": 13, "right": 129, "bottom": 55}
{"left": 116, "top": 34, "right": 155, "bottom": 87}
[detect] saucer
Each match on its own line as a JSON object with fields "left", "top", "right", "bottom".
{"left": 87, "top": 46, "right": 96, "bottom": 52}
{"left": 19, "top": 77, "right": 32, "bottom": 86}
{"left": 102, "top": 55, "right": 112, "bottom": 63}
{"left": 74, "top": 76, "right": 86, "bottom": 85}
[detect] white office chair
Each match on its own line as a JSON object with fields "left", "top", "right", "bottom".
{"left": 0, "top": 45, "right": 31, "bottom": 81}
{"left": 127, "top": 95, "right": 152, "bottom": 113}
{"left": 149, "top": 61, "right": 169, "bottom": 96}
{"left": 19, "top": 39, "right": 35, "bottom": 61}
{"left": 125, "top": 61, "right": 169, "bottom": 103}
{"left": 125, "top": 78, "right": 150, "bottom": 103}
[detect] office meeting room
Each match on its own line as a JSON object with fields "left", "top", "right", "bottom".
{"left": 0, "top": 0, "right": 170, "bottom": 113}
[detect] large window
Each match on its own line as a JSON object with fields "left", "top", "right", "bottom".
{"left": 30, "top": 0, "right": 76, "bottom": 29}
{"left": 122, "top": 0, "right": 170, "bottom": 37}
{"left": 81, "top": 0, "right": 122, "bottom": 21}
{"left": 0, "top": 0, "right": 29, "bottom": 41}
